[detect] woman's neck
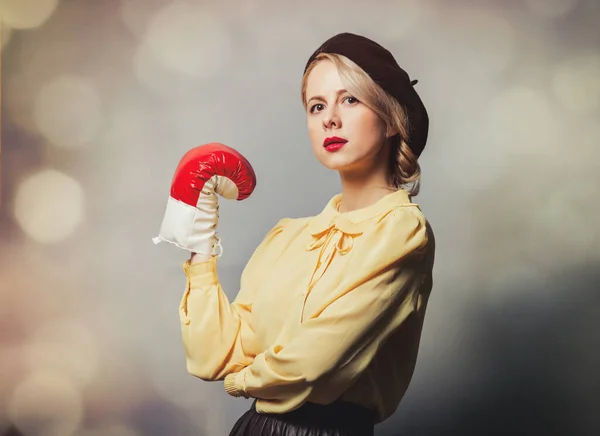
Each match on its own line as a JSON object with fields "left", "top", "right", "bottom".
{"left": 337, "top": 171, "right": 396, "bottom": 213}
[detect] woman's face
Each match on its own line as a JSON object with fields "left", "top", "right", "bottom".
{"left": 305, "top": 60, "right": 390, "bottom": 176}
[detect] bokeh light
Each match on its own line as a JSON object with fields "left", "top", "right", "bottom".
{"left": 25, "top": 320, "right": 99, "bottom": 389}
{"left": 0, "top": 0, "right": 60, "bottom": 29}
{"left": 7, "top": 370, "right": 83, "bottom": 436}
{"left": 487, "top": 86, "right": 560, "bottom": 156}
{"left": 13, "top": 169, "right": 85, "bottom": 244}
{"left": 553, "top": 53, "right": 600, "bottom": 114}
{"left": 132, "top": 1, "right": 232, "bottom": 99}
{"left": 457, "top": 85, "right": 561, "bottom": 188}
{"left": 119, "top": 0, "right": 166, "bottom": 40}
{"left": 81, "top": 339, "right": 155, "bottom": 419}
{"left": 33, "top": 75, "right": 103, "bottom": 149}
{"left": 441, "top": 8, "right": 517, "bottom": 76}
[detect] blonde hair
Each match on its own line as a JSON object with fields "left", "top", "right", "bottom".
{"left": 301, "top": 53, "right": 421, "bottom": 196}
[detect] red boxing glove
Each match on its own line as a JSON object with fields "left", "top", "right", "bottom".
{"left": 152, "top": 143, "right": 256, "bottom": 256}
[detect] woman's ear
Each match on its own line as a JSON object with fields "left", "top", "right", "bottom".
{"left": 386, "top": 126, "right": 399, "bottom": 138}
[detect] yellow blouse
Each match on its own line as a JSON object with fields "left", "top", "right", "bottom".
{"left": 179, "top": 189, "right": 435, "bottom": 423}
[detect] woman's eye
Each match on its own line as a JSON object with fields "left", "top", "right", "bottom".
{"left": 310, "top": 103, "right": 324, "bottom": 113}
{"left": 344, "top": 96, "right": 359, "bottom": 104}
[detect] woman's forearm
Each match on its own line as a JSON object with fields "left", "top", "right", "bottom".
{"left": 180, "top": 257, "right": 254, "bottom": 380}
{"left": 190, "top": 252, "right": 212, "bottom": 264}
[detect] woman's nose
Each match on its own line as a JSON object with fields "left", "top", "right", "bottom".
{"left": 322, "top": 109, "right": 341, "bottom": 130}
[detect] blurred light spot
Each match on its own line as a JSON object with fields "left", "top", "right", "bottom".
{"left": 238, "top": 15, "right": 323, "bottom": 67}
{"left": 34, "top": 76, "right": 102, "bottom": 149}
{"left": 76, "top": 422, "right": 140, "bottom": 436}
{"left": 101, "top": 106, "right": 172, "bottom": 207}
{"left": 14, "top": 169, "right": 85, "bottom": 244}
{"left": 8, "top": 370, "right": 83, "bottom": 436}
{"left": 464, "top": 86, "right": 559, "bottom": 187}
{"left": 487, "top": 86, "right": 559, "bottom": 154}
{"left": 443, "top": 9, "right": 517, "bottom": 76}
{"left": 233, "top": 0, "right": 323, "bottom": 57}
{"left": 526, "top": 0, "right": 578, "bottom": 19}
{"left": 143, "top": 1, "right": 231, "bottom": 76}
{"left": 26, "top": 320, "right": 98, "bottom": 389}
{"left": 133, "top": 1, "right": 232, "bottom": 98}
{"left": 553, "top": 54, "right": 600, "bottom": 114}
{"left": 83, "top": 340, "right": 153, "bottom": 417}
{"left": 119, "top": 0, "right": 166, "bottom": 40}
{"left": 0, "top": 0, "right": 60, "bottom": 29}
{"left": 104, "top": 107, "right": 158, "bottom": 150}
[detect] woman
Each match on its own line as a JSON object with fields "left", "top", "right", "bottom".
{"left": 156, "top": 32, "right": 435, "bottom": 436}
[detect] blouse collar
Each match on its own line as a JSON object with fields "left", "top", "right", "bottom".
{"left": 307, "top": 189, "right": 418, "bottom": 236}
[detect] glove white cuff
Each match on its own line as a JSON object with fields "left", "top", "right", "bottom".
{"left": 152, "top": 195, "right": 222, "bottom": 257}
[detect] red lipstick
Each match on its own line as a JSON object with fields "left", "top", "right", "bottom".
{"left": 323, "top": 136, "right": 347, "bottom": 152}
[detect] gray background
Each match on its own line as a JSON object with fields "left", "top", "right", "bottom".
{"left": 1, "top": 0, "right": 599, "bottom": 435}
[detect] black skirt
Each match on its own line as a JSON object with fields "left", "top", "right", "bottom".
{"left": 228, "top": 399, "right": 375, "bottom": 436}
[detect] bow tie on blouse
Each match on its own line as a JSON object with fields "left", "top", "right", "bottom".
{"left": 304, "top": 213, "right": 365, "bottom": 291}
{"left": 302, "top": 189, "right": 413, "bottom": 293}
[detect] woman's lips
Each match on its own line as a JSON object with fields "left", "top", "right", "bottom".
{"left": 323, "top": 136, "right": 347, "bottom": 152}
{"left": 324, "top": 142, "right": 346, "bottom": 152}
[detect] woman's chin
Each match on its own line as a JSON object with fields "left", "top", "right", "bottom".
{"left": 316, "top": 154, "right": 356, "bottom": 172}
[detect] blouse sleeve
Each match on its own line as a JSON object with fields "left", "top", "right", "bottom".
{"left": 223, "top": 208, "right": 430, "bottom": 414}
{"left": 179, "top": 218, "right": 289, "bottom": 381}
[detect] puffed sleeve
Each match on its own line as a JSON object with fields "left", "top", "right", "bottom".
{"left": 179, "top": 218, "right": 289, "bottom": 381}
{"left": 223, "top": 208, "right": 430, "bottom": 413}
